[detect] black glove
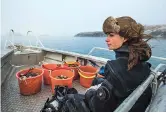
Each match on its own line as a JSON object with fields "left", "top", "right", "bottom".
{"left": 61, "top": 94, "right": 90, "bottom": 112}
{"left": 41, "top": 86, "right": 78, "bottom": 112}
{"left": 53, "top": 86, "right": 78, "bottom": 100}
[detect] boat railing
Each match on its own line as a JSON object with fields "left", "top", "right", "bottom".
{"left": 26, "top": 31, "right": 45, "bottom": 48}
{"left": 114, "top": 63, "right": 166, "bottom": 112}
{"left": 4, "top": 30, "right": 45, "bottom": 50}
{"left": 4, "top": 29, "right": 17, "bottom": 50}
{"left": 88, "top": 47, "right": 166, "bottom": 61}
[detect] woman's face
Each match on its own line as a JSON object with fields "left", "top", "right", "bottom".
{"left": 105, "top": 33, "right": 127, "bottom": 50}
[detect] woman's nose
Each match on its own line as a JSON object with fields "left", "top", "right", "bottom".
{"left": 105, "top": 36, "right": 110, "bottom": 42}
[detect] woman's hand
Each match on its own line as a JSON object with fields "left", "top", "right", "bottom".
{"left": 97, "top": 73, "right": 104, "bottom": 78}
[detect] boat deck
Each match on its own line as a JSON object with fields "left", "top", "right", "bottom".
{"left": 1, "top": 65, "right": 87, "bottom": 112}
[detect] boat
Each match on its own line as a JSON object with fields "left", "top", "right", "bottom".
{"left": 1, "top": 31, "right": 166, "bottom": 112}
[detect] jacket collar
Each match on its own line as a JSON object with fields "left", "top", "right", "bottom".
{"left": 114, "top": 45, "right": 129, "bottom": 59}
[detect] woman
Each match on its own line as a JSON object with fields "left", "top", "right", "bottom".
{"left": 87, "top": 16, "right": 152, "bottom": 112}
{"left": 59, "top": 16, "right": 152, "bottom": 112}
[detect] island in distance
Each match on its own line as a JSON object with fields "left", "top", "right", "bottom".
{"left": 74, "top": 25, "right": 166, "bottom": 38}
{"left": 74, "top": 31, "right": 106, "bottom": 37}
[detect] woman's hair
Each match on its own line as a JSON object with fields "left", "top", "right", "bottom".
{"left": 103, "top": 16, "right": 152, "bottom": 70}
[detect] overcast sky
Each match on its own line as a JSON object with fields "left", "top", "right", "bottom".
{"left": 1, "top": 0, "right": 166, "bottom": 36}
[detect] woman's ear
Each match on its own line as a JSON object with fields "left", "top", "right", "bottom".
{"left": 121, "top": 36, "right": 128, "bottom": 43}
